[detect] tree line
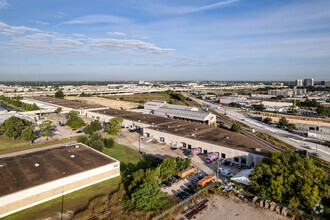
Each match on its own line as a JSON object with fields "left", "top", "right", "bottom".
{"left": 122, "top": 157, "right": 191, "bottom": 211}
{"left": 249, "top": 152, "right": 329, "bottom": 213}
{"left": 0, "top": 116, "right": 55, "bottom": 143}
{"left": 0, "top": 95, "right": 39, "bottom": 111}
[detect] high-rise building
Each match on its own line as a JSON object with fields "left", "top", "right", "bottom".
{"left": 321, "top": 81, "right": 330, "bottom": 86}
{"left": 303, "top": 78, "right": 314, "bottom": 87}
{"left": 295, "top": 79, "right": 303, "bottom": 86}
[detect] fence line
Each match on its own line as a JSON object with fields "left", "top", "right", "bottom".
{"left": 152, "top": 183, "right": 214, "bottom": 220}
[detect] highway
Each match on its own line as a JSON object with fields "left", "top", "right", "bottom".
{"left": 185, "top": 93, "right": 330, "bottom": 162}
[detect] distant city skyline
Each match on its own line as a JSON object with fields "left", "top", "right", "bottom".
{"left": 0, "top": 0, "right": 330, "bottom": 80}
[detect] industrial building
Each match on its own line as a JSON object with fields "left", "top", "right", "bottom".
{"left": 268, "top": 87, "right": 307, "bottom": 97}
{"left": 144, "top": 101, "right": 216, "bottom": 125}
{"left": 88, "top": 109, "right": 269, "bottom": 167}
{"left": 25, "top": 96, "right": 107, "bottom": 115}
{"left": 0, "top": 143, "right": 120, "bottom": 218}
{"left": 260, "top": 113, "right": 330, "bottom": 136}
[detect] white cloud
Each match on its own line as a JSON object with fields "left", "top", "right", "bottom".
{"left": 0, "top": 22, "right": 174, "bottom": 56}
{"left": 32, "top": 20, "right": 50, "bottom": 25}
{"left": 149, "top": 0, "right": 239, "bottom": 15}
{"left": 61, "top": 14, "right": 131, "bottom": 25}
{"left": 0, "top": 22, "right": 40, "bottom": 35}
{"left": 178, "top": 0, "right": 239, "bottom": 14}
{"left": 0, "top": 0, "right": 9, "bottom": 9}
{"left": 107, "top": 32, "right": 127, "bottom": 36}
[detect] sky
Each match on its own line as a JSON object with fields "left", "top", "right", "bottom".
{"left": 0, "top": 0, "right": 330, "bottom": 81}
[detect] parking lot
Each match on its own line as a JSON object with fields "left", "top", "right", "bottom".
{"left": 115, "top": 130, "right": 250, "bottom": 196}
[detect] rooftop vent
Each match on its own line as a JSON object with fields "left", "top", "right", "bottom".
{"left": 168, "top": 126, "right": 170, "bottom": 128}
{"left": 191, "top": 134, "right": 196, "bottom": 137}
{"left": 34, "top": 163, "right": 40, "bottom": 167}
{"left": 75, "top": 145, "right": 79, "bottom": 148}
{"left": 0, "top": 164, "right": 3, "bottom": 168}
{"left": 225, "top": 136, "right": 230, "bottom": 139}
{"left": 174, "top": 128, "right": 177, "bottom": 131}
{"left": 195, "top": 128, "right": 198, "bottom": 131}
{"left": 70, "top": 155, "right": 75, "bottom": 158}
{"left": 255, "top": 148, "right": 261, "bottom": 152}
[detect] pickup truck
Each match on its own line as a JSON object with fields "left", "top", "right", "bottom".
{"left": 187, "top": 148, "right": 201, "bottom": 158}
{"left": 206, "top": 153, "right": 219, "bottom": 163}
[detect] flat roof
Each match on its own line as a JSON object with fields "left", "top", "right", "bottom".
{"left": 28, "top": 96, "right": 104, "bottom": 110}
{"left": 91, "top": 109, "right": 271, "bottom": 156}
{"left": 91, "top": 108, "right": 173, "bottom": 125}
{"left": 147, "top": 120, "right": 271, "bottom": 156}
{"left": 0, "top": 144, "right": 116, "bottom": 197}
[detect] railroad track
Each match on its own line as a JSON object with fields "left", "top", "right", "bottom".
{"left": 216, "top": 114, "right": 282, "bottom": 152}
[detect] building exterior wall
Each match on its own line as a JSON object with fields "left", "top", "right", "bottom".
{"left": 144, "top": 128, "right": 264, "bottom": 166}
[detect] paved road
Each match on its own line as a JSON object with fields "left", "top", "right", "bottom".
{"left": 186, "top": 95, "right": 330, "bottom": 162}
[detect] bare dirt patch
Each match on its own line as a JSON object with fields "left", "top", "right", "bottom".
{"left": 65, "top": 96, "right": 139, "bottom": 110}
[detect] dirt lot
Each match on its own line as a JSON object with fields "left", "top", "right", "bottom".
{"left": 188, "top": 195, "right": 287, "bottom": 220}
{"left": 103, "top": 92, "right": 188, "bottom": 106}
{"left": 65, "top": 96, "right": 139, "bottom": 110}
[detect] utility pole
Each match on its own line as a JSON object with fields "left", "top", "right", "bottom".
{"left": 139, "top": 134, "right": 141, "bottom": 152}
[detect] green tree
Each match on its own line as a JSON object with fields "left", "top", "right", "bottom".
{"left": 277, "top": 117, "right": 289, "bottom": 128}
{"left": 21, "top": 125, "right": 36, "bottom": 143}
{"left": 89, "top": 138, "right": 104, "bottom": 151}
{"left": 66, "top": 111, "right": 86, "bottom": 128}
{"left": 287, "top": 123, "right": 296, "bottom": 132}
{"left": 54, "top": 107, "right": 62, "bottom": 114}
{"left": 249, "top": 152, "right": 328, "bottom": 212}
{"left": 77, "top": 136, "right": 89, "bottom": 145}
{"left": 55, "top": 89, "right": 64, "bottom": 99}
{"left": 130, "top": 183, "right": 165, "bottom": 211}
{"left": 0, "top": 116, "right": 29, "bottom": 139}
{"left": 104, "top": 138, "right": 114, "bottom": 148}
{"left": 83, "top": 121, "right": 102, "bottom": 135}
{"left": 316, "top": 105, "right": 330, "bottom": 117}
{"left": 231, "top": 122, "right": 241, "bottom": 133}
{"left": 159, "top": 158, "right": 177, "bottom": 182}
{"left": 106, "top": 117, "right": 123, "bottom": 135}
{"left": 263, "top": 117, "right": 272, "bottom": 124}
{"left": 39, "top": 120, "right": 54, "bottom": 137}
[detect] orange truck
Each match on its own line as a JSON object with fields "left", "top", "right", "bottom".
{"left": 198, "top": 175, "right": 217, "bottom": 187}
{"left": 178, "top": 167, "right": 195, "bottom": 178}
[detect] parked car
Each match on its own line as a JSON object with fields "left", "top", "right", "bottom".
{"left": 184, "top": 188, "right": 194, "bottom": 195}
{"left": 170, "top": 147, "right": 177, "bottom": 150}
{"left": 188, "top": 185, "right": 196, "bottom": 191}
{"left": 165, "top": 181, "right": 172, "bottom": 187}
{"left": 223, "top": 160, "right": 231, "bottom": 166}
{"left": 76, "top": 130, "right": 83, "bottom": 133}
{"left": 177, "top": 192, "right": 187, "bottom": 200}
{"left": 160, "top": 184, "right": 168, "bottom": 189}
{"left": 182, "top": 191, "right": 190, "bottom": 197}
{"left": 198, "top": 174, "right": 205, "bottom": 180}
{"left": 228, "top": 173, "right": 234, "bottom": 178}
{"left": 172, "top": 176, "right": 179, "bottom": 183}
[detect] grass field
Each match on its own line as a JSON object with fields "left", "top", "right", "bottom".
{"left": 3, "top": 143, "right": 143, "bottom": 220}
{"left": 0, "top": 136, "right": 79, "bottom": 155}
